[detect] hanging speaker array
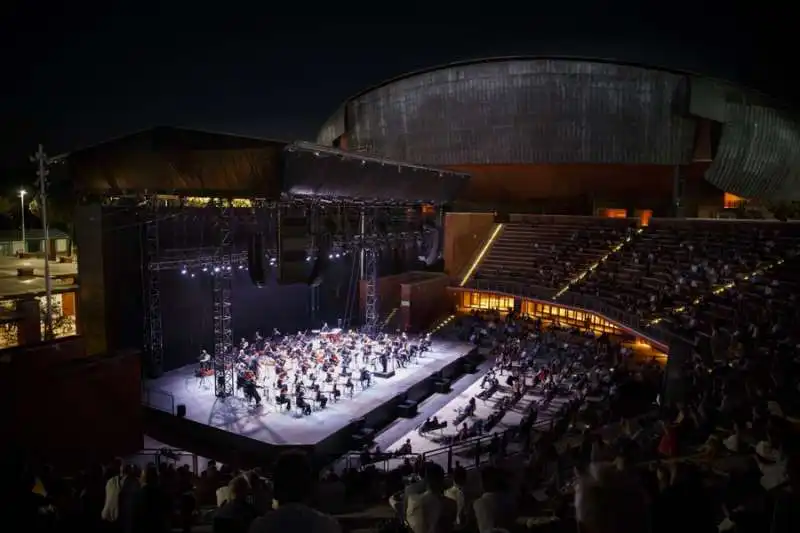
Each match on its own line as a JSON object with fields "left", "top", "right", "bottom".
{"left": 248, "top": 232, "right": 267, "bottom": 287}
{"left": 277, "top": 208, "right": 311, "bottom": 285}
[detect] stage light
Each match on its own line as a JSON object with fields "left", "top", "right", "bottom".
{"left": 306, "top": 257, "right": 311, "bottom": 262}
{"left": 214, "top": 266, "right": 221, "bottom": 273}
{"left": 328, "top": 254, "right": 333, "bottom": 259}
{"left": 226, "top": 265, "right": 232, "bottom": 271}
{"left": 238, "top": 265, "right": 244, "bottom": 270}
{"left": 335, "top": 253, "right": 341, "bottom": 258}
{"left": 181, "top": 269, "right": 187, "bottom": 275}
{"left": 202, "top": 267, "right": 208, "bottom": 272}
{"left": 190, "top": 273, "right": 195, "bottom": 278}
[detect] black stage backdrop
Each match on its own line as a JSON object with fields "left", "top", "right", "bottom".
{"left": 158, "top": 247, "right": 422, "bottom": 372}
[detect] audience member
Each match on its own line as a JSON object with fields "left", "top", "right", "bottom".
{"left": 249, "top": 451, "right": 340, "bottom": 533}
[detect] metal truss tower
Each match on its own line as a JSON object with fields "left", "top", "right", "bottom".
{"left": 212, "top": 200, "right": 235, "bottom": 398}
{"left": 360, "top": 208, "right": 380, "bottom": 337}
{"left": 309, "top": 204, "right": 320, "bottom": 326}
{"left": 144, "top": 200, "right": 164, "bottom": 375}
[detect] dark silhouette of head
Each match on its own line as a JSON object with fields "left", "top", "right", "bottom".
{"left": 273, "top": 450, "right": 314, "bottom": 505}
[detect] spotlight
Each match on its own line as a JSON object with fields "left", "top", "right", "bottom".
{"left": 181, "top": 269, "right": 187, "bottom": 275}
{"left": 335, "top": 253, "right": 341, "bottom": 258}
{"left": 306, "top": 256, "right": 311, "bottom": 262}
{"left": 202, "top": 267, "right": 208, "bottom": 272}
{"left": 214, "top": 266, "right": 220, "bottom": 273}
{"left": 190, "top": 273, "right": 195, "bottom": 278}
{"left": 328, "top": 254, "right": 333, "bottom": 259}
{"left": 238, "top": 265, "right": 244, "bottom": 270}
{"left": 226, "top": 265, "right": 231, "bottom": 271}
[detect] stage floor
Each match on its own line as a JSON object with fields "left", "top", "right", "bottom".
{"left": 144, "top": 340, "right": 475, "bottom": 447}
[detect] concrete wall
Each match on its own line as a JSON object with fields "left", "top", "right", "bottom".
{"left": 0, "top": 338, "right": 143, "bottom": 467}
{"left": 399, "top": 273, "right": 451, "bottom": 331}
{"left": 443, "top": 212, "right": 496, "bottom": 279}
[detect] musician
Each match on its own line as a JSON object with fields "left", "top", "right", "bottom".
{"left": 379, "top": 352, "right": 389, "bottom": 374}
{"left": 359, "top": 368, "right": 371, "bottom": 389}
{"left": 296, "top": 389, "right": 312, "bottom": 416}
{"left": 321, "top": 322, "right": 330, "bottom": 332}
{"left": 314, "top": 388, "right": 328, "bottom": 409}
{"left": 198, "top": 349, "right": 211, "bottom": 370}
{"left": 332, "top": 383, "right": 341, "bottom": 401}
{"left": 276, "top": 391, "right": 291, "bottom": 411}
{"left": 345, "top": 376, "right": 355, "bottom": 397}
{"left": 241, "top": 371, "right": 261, "bottom": 406}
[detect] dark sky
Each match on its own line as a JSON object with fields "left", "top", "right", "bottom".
{"left": 0, "top": 2, "right": 795, "bottom": 171}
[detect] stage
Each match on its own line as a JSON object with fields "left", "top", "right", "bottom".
{"left": 143, "top": 339, "right": 479, "bottom": 463}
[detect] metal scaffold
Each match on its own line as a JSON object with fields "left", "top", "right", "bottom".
{"left": 360, "top": 208, "right": 380, "bottom": 337}
{"left": 144, "top": 199, "right": 164, "bottom": 375}
{"left": 212, "top": 200, "right": 235, "bottom": 398}
{"left": 143, "top": 199, "right": 243, "bottom": 397}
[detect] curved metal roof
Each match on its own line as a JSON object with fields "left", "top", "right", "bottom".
{"left": 339, "top": 55, "right": 778, "bottom": 109}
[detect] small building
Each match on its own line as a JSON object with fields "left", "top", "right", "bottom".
{"left": 0, "top": 229, "right": 71, "bottom": 257}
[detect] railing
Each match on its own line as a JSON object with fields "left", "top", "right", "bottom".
{"left": 129, "top": 447, "right": 201, "bottom": 474}
{"left": 464, "top": 279, "right": 690, "bottom": 348}
{"left": 142, "top": 386, "right": 176, "bottom": 415}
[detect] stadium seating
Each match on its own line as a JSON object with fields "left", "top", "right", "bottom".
{"left": 476, "top": 215, "right": 635, "bottom": 290}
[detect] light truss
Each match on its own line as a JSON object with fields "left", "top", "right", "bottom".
{"left": 144, "top": 202, "right": 164, "bottom": 375}
{"left": 148, "top": 250, "right": 248, "bottom": 272}
{"left": 360, "top": 208, "right": 380, "bottom": 337}
{"left": 212, "top": 202, "right": 235, "bottom": 398}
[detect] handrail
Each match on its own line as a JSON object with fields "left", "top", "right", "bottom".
{"left": 142, "top": 386, "right": 176, "bottom": 415}
{"left": 463, "top": 279, "right": 692, "bottom": 348}
{"left": 130, "top": 447, "right": 201, "bottom": 474}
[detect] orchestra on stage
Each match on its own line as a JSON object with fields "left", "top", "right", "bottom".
{"left": 196, "top": 324, "right": 432, "bottom": 416}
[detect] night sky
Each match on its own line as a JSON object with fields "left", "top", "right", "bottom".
{"left": 0, "top": 2, "right": 795, "bottom": 175}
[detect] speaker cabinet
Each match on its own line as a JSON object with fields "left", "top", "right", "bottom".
{"left": 248, "top": 232, "right": 267, "bottom": 287}
{"left": 277, "top": 209, "right": 310, "bottom": 285}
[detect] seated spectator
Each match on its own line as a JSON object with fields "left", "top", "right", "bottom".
{"left": 249, "top": 450, "right": 340, "bottom": 533}
{"left": 214, "top": 476, "right": 257, "bottom": 533}
{"left": 102, "top": 463, "right": 140, "bottom": 527}
{"left": 576, "top": 465, "right": 650, "bottom": 533}
{"left": 444, "top": 466, "right": 471, "bottom": 529}
{"left": 132, "top": 465, "right": 172, "bottom": 533}
{"left": 473, "top": 467, "right": 514, "bottom": 533}
{"left": 406, "top": 463, "right": 456, "bottom": 533}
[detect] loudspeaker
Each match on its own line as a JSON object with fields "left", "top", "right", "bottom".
{"left": 424, "top": 225, "right": 441, "bottom": 265}
{"left": 248, "top": 232, "right": 267, "bottom": 287}
{"left": 176, "top": 404, "right": 187, "bottom": 418}
{"left": 307, "top": 238, "right": 330, "bottom": 287}
{"left": 434, "top": 379, "right": 451, "bottom": 394}
{"left": 277, "top": 209, "right": 310, "bottom": 285}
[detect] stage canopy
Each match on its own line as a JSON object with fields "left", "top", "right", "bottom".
{"left": 283, "top": 141, "right": 471, "bottom": 204}
{"left": 67, "top": 127, "right": 287, "bottom": 198}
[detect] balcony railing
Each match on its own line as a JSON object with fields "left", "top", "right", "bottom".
{"left": 464, "top": 279, "right": 689, "bottom": 347}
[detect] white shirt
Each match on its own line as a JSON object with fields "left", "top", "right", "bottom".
{"left": 101, "top": 475, "right": 124, "bottom": 521}
{"left": 249, "top": 503, "right": 340, "bottom": 533}
{"left": 473, "top": 492, "right": 514, "bottom": 533}
{"left": 444, "top": 485, "right": 467, "bottom": 526}
{"left": 406, "top": 490, "right": 457, "bottom": 533}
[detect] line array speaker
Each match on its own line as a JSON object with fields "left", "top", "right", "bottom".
{"left": 248, "top": 232, "right": 267, "bottom": 287}
{"left": 277, "top": 209, "right": 310, "bottom": 285}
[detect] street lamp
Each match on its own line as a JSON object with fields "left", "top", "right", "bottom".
{"left": 19, "top": 189, "right": 26, "bottom": 253}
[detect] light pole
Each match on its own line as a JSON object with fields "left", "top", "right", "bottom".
{"left": 30, "top": 145, "right": 55, "bottom": 339}
{"left": 19, "top": 189, "right": 27, "bottom": 253}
